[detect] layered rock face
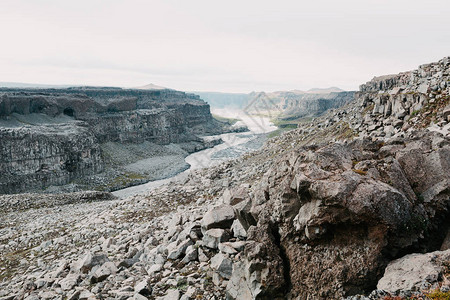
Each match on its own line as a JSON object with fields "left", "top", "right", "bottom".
{"left": 248, "top": 90, "right": 355, "bottom": 120}
{"left": 196, "top": 90, "right": 355, "bottom": 120}
{"left": 0, "top": 88, "right": 225, "bottom": 194}
{"left": 0, "top": 124, "right": 103, "bottom": 194}
{"left": 356, "top": 57, "right": 450, "bottom": 139}
{"left": 0, "top": 88, "right": 217, "bottom": 142}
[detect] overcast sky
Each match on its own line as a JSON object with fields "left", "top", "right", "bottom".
{"left": 0, "top": 0, "right": 449, "bottom": 92}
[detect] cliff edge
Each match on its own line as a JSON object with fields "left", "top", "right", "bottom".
{"left": 0, "top": 87, "right": 238, "bottom": 194}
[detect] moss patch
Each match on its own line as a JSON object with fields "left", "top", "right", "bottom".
{"left": 212, "top": 114, "right": 240, "bottom": 126}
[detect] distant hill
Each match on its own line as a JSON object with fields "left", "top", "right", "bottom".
{"left": 306, "top": 87, "right": 344, "bottom": 94}
{"left": 133, "top": 83, "right": 170, "bottom": 90}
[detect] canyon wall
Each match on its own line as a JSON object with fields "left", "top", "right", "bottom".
{"left": 264, "top": 90, "right": 355, "bottom": 119}
{"left": 197, "top": 90, "right": 356, "bottom": 119}
{"left": 0, "top": 88, "right": 225, "bottom": 194}
{"left": 355, "top": 56, "right": 450, "bottom": 139}
{"left": 0, "top": 124, "right": 103, "bottom": 194}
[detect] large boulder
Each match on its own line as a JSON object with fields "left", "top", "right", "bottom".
{"left": 202, "top": 228, "right": 231, "bottom": 249}
{"left": 201, "top": 204, "right": 236, "bottom": 232}
{"left": 377, "top": 250, "right": 450, "bottom": 294}
{"left": 210, "top": 253, "right": 233, "bottom": 279}
{"left": 75, "top": 251, "right": 109, "bottom": 274}
{"left": 89, "top": 261, "right": 117, "bottom": 284}
{"left": 222, "top": 186, "right": 248, "bottom": 205}
{"left": 226, "top": 132, "right": 450, "bottom": 299}
{"left": 226, "top": 225, "right": 286, "bottom": 299}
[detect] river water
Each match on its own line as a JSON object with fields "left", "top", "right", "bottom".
{"left": 113, "top": 110, "right": 276, "bottom": 198}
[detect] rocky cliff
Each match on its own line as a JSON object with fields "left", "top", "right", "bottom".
{"left": 246, "top": 90, "right": 355, "bottom": 120}
{"left": 355, "top": 57, "right": 450, "bottom": 139}
{"left": 196, "top": 90, "right": 355, "bottom": 120}
{"left": 0, "top": 88, "right": 232, "bottom": 194}
{"left": 0, "top": 123, "right": 103, "bottom": 194}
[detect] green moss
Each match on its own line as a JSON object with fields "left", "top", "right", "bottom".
{"left": 427, "top": 290, "right": 450, "bottom": 300}
{"left": 267, "top": 127, "right": 294, "bottom": 139}
{"left": 352, "top": 169, "right": 367, "bottom": 175}
{"left": 411, "top": 109, "right": 420, "bottom": 117}
{"left": 94, "top": 172, "right": 147, "bottom": 191}
{"left": 336, "top": 122, "right": 358, "bottom": 140}
{"left": 0, "top": 248, "right": 31, "bottom": 281}
{"left": 271, "top": 118, "right": 299, "bottom": 128}
{"left": 212, "top": 114, "right": 240, "bottom": 125}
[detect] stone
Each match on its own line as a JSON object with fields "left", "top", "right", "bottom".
{"left": 135, "top": 279, "right": 152, "bottom": 296}
{"left": 76, "top": 251, "right": 109, "bottom": 274}
{"left": 147, "top": 263, "right": 163, "bottom": 275}
{"left": 118, "top": 258, "right": 137, "bottom": 268}
{"left": 443, "top": 105, "right": 450, "bottom": 122}
{"left": 202, "top": 228, "right": 231, "bottom": 249}
{"left": 133, "top": 294, "right": 148, "bottom": 300}
{"left": 59, "top": 273, "right": 80, "bottom": 291}
{"left": 101, "top": 237, "right": 114, "bottom": 251}
{"left": 167, "top": 239, "right": 194, "bottom": 260}
{"left": 233, "top": 199, "right": 256, "bottom": 230}
{"left": 158, "top": 289, "right": 180, "bottom": 300}
{"left": 383, "top": 125, "right": 395, "bottom": 137}
{"left": 66, "top": 291, "right": 81, "bottom": 300}
{"left": 231, "top": 219, "right": 247, "bottom": 239}
{"left": 90, "top": 261, "right": 117, "bottom": 284}
{"left": 198, "top": 247, "right": 209, "bottom": 262}
{"left": 210, "top": 253, "right": 233, "bottom": 279}
{"left": 187, "top": 224, "right": 203, "bottom": 241}
{"left": 218, "top": 242, "right": 238, "bottom": 254}
{"left": 78, "top": 290, "right": 95, "bottom": 299}
{"left": 181, "top": 245, "right": 198, "bottom": 264}
{"left": 418, "top": 83, "right": 429, "bottom": 94}
{"left": 200, "top": 204, "right": 235, "bottom": 232}
{"left": 184, "top": 286, "right": 196, "bottom": 298}
{"left": 377, "top": 250, "right": 450, "bottom": 294}
{"left": 223, "top": 186, "right": 248, "bottom": 205}
{"left": 226, "top": 261, "right": 253, "bottom": 300}
{"left": 228, "top": 241, "right": 246, "bottom": 252}
{"left": 393, "top": 119, "right": 404, "bottom": 128}
{"left": 441, "top": 229, "right": 450, "bottom": 251}
{"left": 226, "top": 131, "right": 450, "bottom": 299}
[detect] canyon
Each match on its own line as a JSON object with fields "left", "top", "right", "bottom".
{"left": 197, "top": 89, "right": 355, "bottom": 121}
{"left": 0, "top": 57, "right": 449, "bottom": 300}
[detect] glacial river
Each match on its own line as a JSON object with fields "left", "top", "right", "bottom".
{"left": 113, "top": 110, "right": 277, "bottom": 198}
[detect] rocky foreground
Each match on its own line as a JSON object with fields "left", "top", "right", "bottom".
{"left": 1, "top": 57, "right": 449, "bottom": 299}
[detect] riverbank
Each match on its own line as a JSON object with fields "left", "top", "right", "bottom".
{"left": 39, "top": 138, "right": 222, "bottom": 194}
{"left": 113, "top": 111, "right": 277, "bottom": 198}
